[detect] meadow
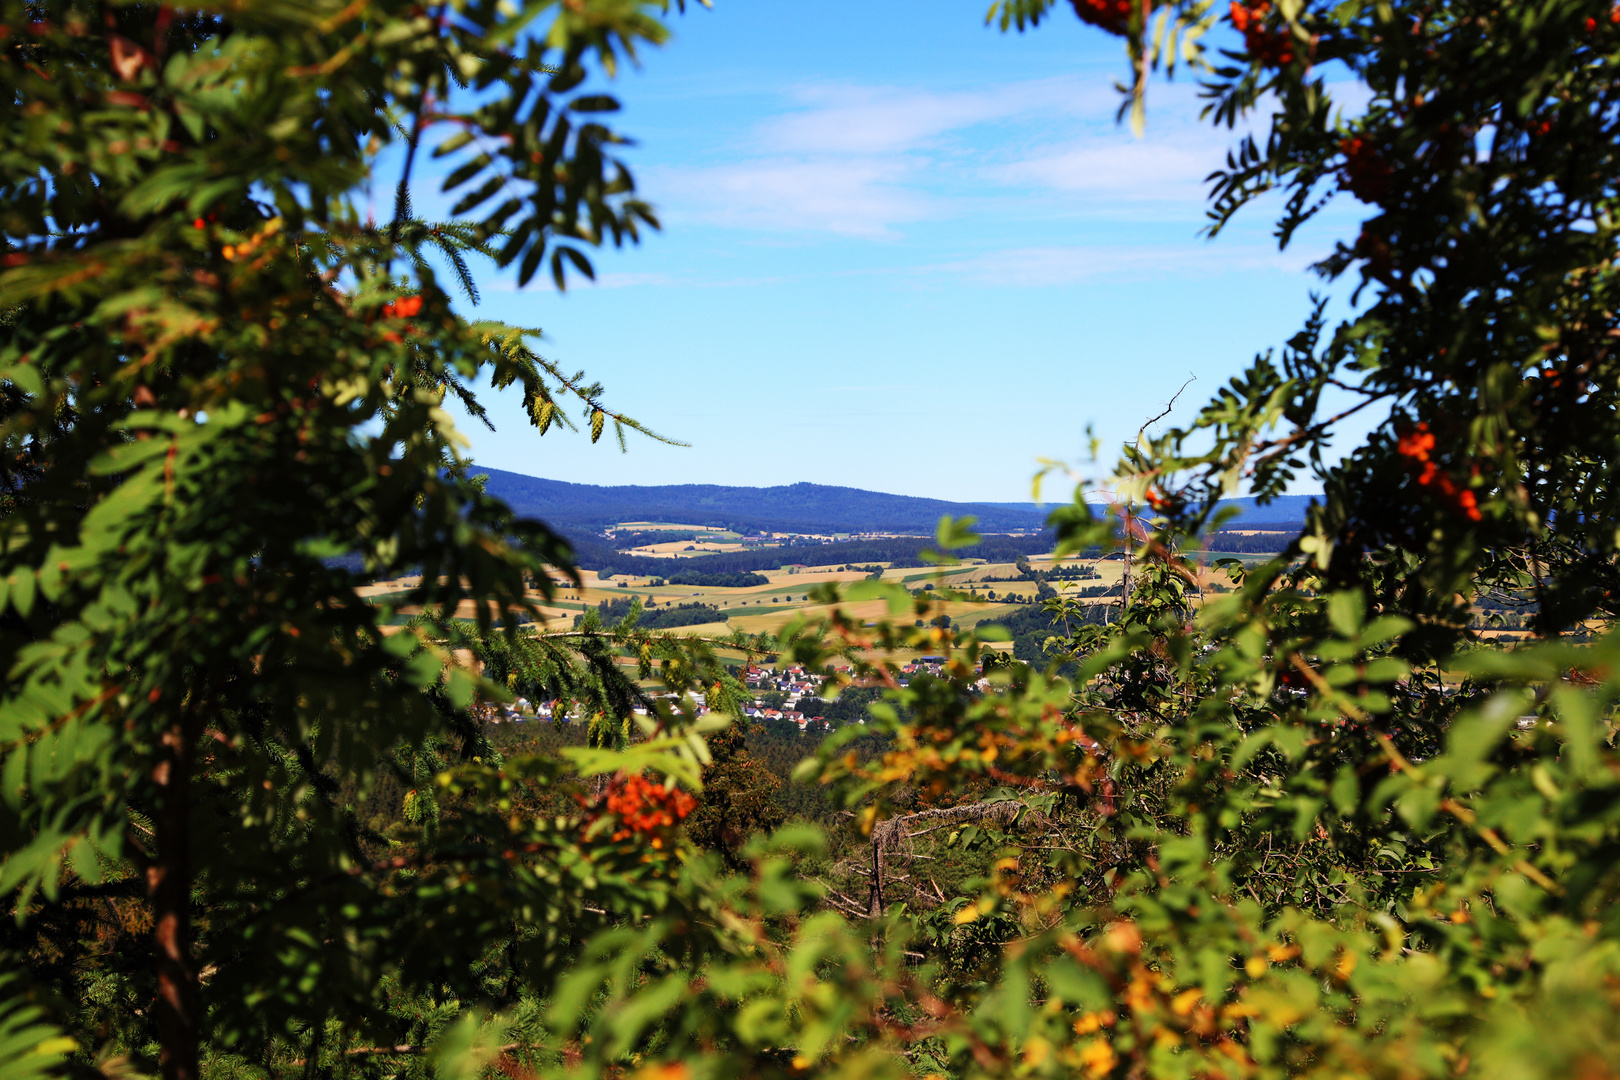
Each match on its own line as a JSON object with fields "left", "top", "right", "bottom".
{"left": 359, "top": 524, "right": 1297, "bottom": 674}
{"left": 359, "top": 523, "right": 1550, "bottom": 703}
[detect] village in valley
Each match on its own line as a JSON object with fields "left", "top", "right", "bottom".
{"left": 498, "top": 659, "right": 962, "bottom": 729}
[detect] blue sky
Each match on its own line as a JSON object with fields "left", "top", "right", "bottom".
{"left": 430, "top": 0, "right": 1367, "bottom": 503}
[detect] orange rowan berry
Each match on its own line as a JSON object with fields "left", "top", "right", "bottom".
{"left": 1395, "top": 423, "right": 1434, "bottom": 462}
{"left": 1069, "top": 0, "right": 1146, "bottom": 35}
{"left": 1231, "top": 0, "right": 1296, "bottom": 66}
{"left": 1339, "top": 136, "right": 1393, "bottom": 202}
{"left": 1071, "top": 0, "right": 1140, "bottom": 35}
{"left": 598, "top": 774, "right": 697, "bottom": 840}
{"left": 1397, "top": 424, "right": 1482, "bottom": 521}
{"left": 382, "top": 294, "right": 424, "bottom": 319}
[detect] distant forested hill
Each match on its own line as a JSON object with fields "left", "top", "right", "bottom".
{"left": 479, "top": 468, "right": 1314, "bottom": 537}
{"left": 475, "top": 469, "right": 1050, "bottom": 534}
{"left": 978, "top": 493, "right": 1316, "bottom": 527}
{"left": 465, "top": 468, "right": 1312, "bottom": 578}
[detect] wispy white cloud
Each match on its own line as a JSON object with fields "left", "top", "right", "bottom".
{"left": 481, "top": 237, "right": 1313, "bottom": 296}
{"left": 482, "top": 267, "right": 804, "bottom": 292}
{"left": 646, "top": 76, "right": 1149, "bottom": 237}
{"left": 983, "top": 135, "right": 1225, "bottom": 203}
{"left": 758, "top": 78, "right": 1107, "bottom": 155}
{"left": 587, "top": 271, "right": 684, "bottom": 288}
{"left": 649, "top": 156, "right": 936, "bottom": 238}
{"left": 929, "top": 242, "right": 1314, "bottom": 286}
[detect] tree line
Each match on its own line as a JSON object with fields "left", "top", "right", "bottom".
{"left": 574, "top": 598, "right": 727, "bottom": 631}
{"left": 565, "top": 531, "right": 1058, "bottom": 579}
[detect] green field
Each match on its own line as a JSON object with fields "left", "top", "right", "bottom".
{"left": 361, "top": 539, "right": 1290, "bottom": 655}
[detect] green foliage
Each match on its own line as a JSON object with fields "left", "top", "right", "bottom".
{"left": 0, "top": 0, "right": 748, "bottom": 1076}
{"left": 0, "top": 974, "right": 74, "bottom": 1080}
{"left": 574, "top": 597, "right": 726, "bottom": 630}
{"left": 978, "top": 600, "right": 1106, "bottom": 666}
{"left": 683, "top": 723, "right": 785, "bottom": 868}
{"left": 666, "top": 570, "right": 771, "bottom": 588}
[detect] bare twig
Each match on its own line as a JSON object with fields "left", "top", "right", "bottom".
{"left": 1135, "top": 373, "right": 1197, "bottom": 450}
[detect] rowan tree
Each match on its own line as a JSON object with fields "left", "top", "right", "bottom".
{"left": 0, "top": 0, "right": 750, "bottom": 1076}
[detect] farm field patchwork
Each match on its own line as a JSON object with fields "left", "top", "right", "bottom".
{"left": 367, "top": 531, "right": 1551, "bottom": 658}
{"left": 362, "top": 527, "right": 1546, "bottom": 704}
{"left": 364, "top": 544, "right": 1280, "bottom": 640}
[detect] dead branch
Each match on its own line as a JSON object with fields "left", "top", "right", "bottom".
{"left": 866, "top": 799, "right": 1028, "bottom": 916}
{"left": 288, "top": 1043, "right": 520, "bottom": 1066}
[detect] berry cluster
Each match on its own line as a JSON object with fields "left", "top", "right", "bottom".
{"left": 1229, "top": 0, "right": 1295, "bottom": 67}
{"left": 1277, "top": 667, "right": 1310, "bottom": 689}
{"left": 1070, "top": 0, "right": 1141, "bottom": 36}
{"left": 1339, "top": 136, "right": 1392, "bottom": 203}
{"left": 382, "top": 294, "right": 423, "bottom": 319}
{"left": 1585, "top": 7, "right": 1620, "bottom": 33}
{"left": 600, "top": 774, "right": 697, "bottom": 846}
{"left": 218, "top": 216, "right": 284, "bottom": 263}
{"left": 1144, "top": 486, "right": 1180, "bottom": 513}
{"left": 1396, "top": 423, "right": 1482, "bottom": 522}
{"left": 379, "top": 294, "right": 423, "bottom": 343}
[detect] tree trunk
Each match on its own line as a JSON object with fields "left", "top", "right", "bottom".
{"left": 866, "top": 829, "right": 885, "bottom": 918}
{"left": 149, "top": 719, "right": 199, "bottom": 1080}
{"left": 1121, "top": 507, "right": 1133, "bottom": 612}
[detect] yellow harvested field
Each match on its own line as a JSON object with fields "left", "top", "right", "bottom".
{"left": 357, "top": 575, "right": 440, "bottom": 597}
{"left": 626, "top": 541, "right": 752, "bottom": 556}
{"left": 768, "top": 566, "right": 885, "bottom": 581}
{"left": 361, "top": 551, "right": 1149, "bottom": 654}
{"left": 654, "top": 620, "right": 735, "bottom": 638}
{"left": 615, "top": 521, "right": 708, "bottom": 530}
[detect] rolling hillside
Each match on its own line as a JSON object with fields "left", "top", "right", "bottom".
{"left": 475, "top": 470, "right": 1052, "bottom": 534}
{"left": 477, "top": 470, "right": 1315, "bottom": 536}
